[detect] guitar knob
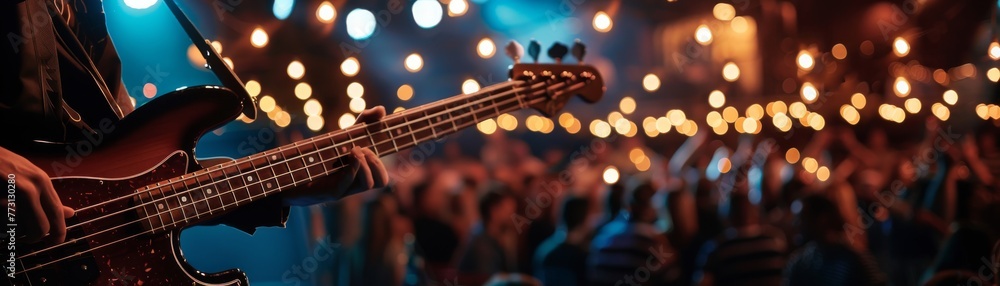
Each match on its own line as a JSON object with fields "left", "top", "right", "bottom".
{"left": 547, "top": 42, "right": 569, "bottom": 64}
{"left": 506, "top": 40, "right": 525, "bottom": 63}
{"left": 571, "top": 39, "right": 586, "bottom": 64}
{"left": 527, "top": 39, "right": 541, "bottom": 63}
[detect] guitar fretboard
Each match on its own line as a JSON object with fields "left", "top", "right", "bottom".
{"left": 137, "top": 79, "right": 547, "bottom": 232}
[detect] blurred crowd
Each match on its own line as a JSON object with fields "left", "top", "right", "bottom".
{"left": 322, "top": 118, "right": 1000, "bottom": 286}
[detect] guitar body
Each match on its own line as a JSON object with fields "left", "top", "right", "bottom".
{"left": 8, "top": 86, "right": 248, "bottom": 285}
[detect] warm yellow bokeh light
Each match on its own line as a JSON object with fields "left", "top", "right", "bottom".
{"left": 893, "top": 37, "right": 909, "bottom": 57}
{"left": 477, "top": 118, "right": 498, "bottom": 135}
{"left": 560, "top": 113, "right": 576, "bottom": 127}
{"left": 462, "top": 79, "right": 480, "bottom": 94}
{"left": 341, "top": 57, "right": 360, "bottom": 77}
{"left": 708, "top": 90, "right": 726, "bottom": 108}
{"left": 695, "top": 25, "right": 713, "bottom": 45}
{"left": 603, "top": 166, "right": 620, "bottom": 184}
{"left": 718, "top": 158, "right": 733, "bottom": 173}
{"left": 712, "top": 122, "right": 729, "bottom": 135}
{"left": 803, "top": 157, "right": 818, "bottom": 173}
{"left": 666, "top": 109, "right": 687, "bottom": 126}
{"left": 404, "top": 53, "right": 423, "bottom": 72}
{"left": 304, "top": 98, "right": 323, "bottom": 116}
{"left": 245, "top": 80, "right": 261, "bottom": 97}
{"left": 655, "top": 117, "right": 672, "bottom": 133}
{"left": 274, "top": 111, "right": 291, "bottom": 128}
{"left": 932, "top": 102, "right": 950, "bottom": 121}
{"left": 894, "top": 77, "right": 910, "bottom": 97}
{"left": 734, "top": 117, "right": 746, "bottom": 133}
{"left": 988, "top": 68, "right": 1000, "bottom": 82}
{"left": 594, "top": 120, "right": 612, "bottom": 138}
{"left": 713, "top": 3, "right": 736, "bottom": 21}
{"left": 593, "top": 11, "right": 613, "bottom": 33}
{"left": 620, "top": 96, "right": 637, "bottom": 114}
{"left": 706, "top": 111, "right": 723, "bottom": 127}
{"left": 259, "top": 95, "right": 276, "bottom": 112}
{"left": 786, "top": 148, "right": 801, "bottom": 164}
{"left": 904, "top": 98, "right": 922, "bottom": 114}
{"left": 477, "top": 38, "right": 496, "bottom": 58}
{"left": 349, "top": 97, "right": 366, "bottom": 113}
{"left": 642, "top": 73, "right": 660, "bottom": 92}
{"left": 943, "top": 90, "right": 957, "bottom": 105}
{"left": 816, "top": 166, "right": 830, "bottom": 181}
{"left": 722, "top": 62, "right": 740, "bottom": 82}
{"left": 801, "top": 82, "right": 818, "bottom": 103}
{"left": 731, "top": 16, "right": 749, "bottom": 33}
{"left": 832, "top": 43, "right": 847, "bottom": 60}
{"left": 742, "top": 117, "right": 759, "bottom": 134}
{"left": 251, "top": 27, "right": 268, "bottom": 48}
{"left": 808, "top": 113, "right": 826, "bottom": 130}
{"left": 316, "top": 1, "right": 336, "bottom": 24}
{"left": 287, "top": 60, "right": 305, "bottom": 80}
{"left": 497, "top": 113, "right": 518, "bottom": 131}
{"left": 397, "top": 84, "right": 414, "bottom": 101}
{"left": 608, "top": 111, "right": 624, "bottom": 125}
{"left": 448, "top": 0, "right": 468, "bottom": 16}
{"left": 797, "top": 50, "right": 814, "bottom": 71}
{"left": 723, "top": 106, "right": 739, "bottom": 123}
{"left": 307, "top": 115, "right": 325, "bottom": 131}
{"left": 347, "top": 82, "right": 364, "bottom": 98}
{"left": 338, "top": 113, "right": 355, "bottom": 129}
{"left": 746, "top": 104, "right": 764, "bottom": 120}
{"left": 789, "top": 102, "right": 807, "bottom": 118}
{"left": 840, "top": 104, "right": 860, "bottom": 125}
{"left": 851, "top": 93, "right": 867, "bottom": 109}
{"left": 975, "top": 104, "right": 989, "bottom": 119}
{"left": 295, "top": 82, "right": 312, "bottom": 100}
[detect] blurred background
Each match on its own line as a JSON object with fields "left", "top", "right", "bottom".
{"left": 108, "top": 0, "right": 999, "bottom": 285}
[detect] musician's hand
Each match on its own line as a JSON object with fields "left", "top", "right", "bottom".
{"left": 282, "top": 107, "right": 389, "bottom": 205}
{"left": 0, "top": 147, "right": 75, "bottom": 243}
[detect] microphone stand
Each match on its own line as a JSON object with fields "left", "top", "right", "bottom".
{"left": 161, "top": 0, "right": 257, "bottom": 120}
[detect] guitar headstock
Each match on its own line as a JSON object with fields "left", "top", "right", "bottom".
{"left": 506, "top": 40, "right": 606, "bottom": 117}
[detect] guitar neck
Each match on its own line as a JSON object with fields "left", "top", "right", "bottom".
{"left": 143, "top": 79, "right": 537, "bottom": 232}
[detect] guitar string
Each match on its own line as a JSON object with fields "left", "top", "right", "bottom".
{"left": 19, "top": 80, "right": 533, "bottom": 260}
{"left": 18, "top": 77, "right": 579, "bottom": 263}
{"left": 68, "top": 79, "right": 523, "bottom": 215}
{"left": 12, "top": 85, "right": 583, "bottom": 276}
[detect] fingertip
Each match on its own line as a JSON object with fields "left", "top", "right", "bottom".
{"left": 63, "top": 206, "right": 75, "bottom": 218}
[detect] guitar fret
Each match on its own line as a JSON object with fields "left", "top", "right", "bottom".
{"left": 365, "top": 129, "right": 379, "bottom": 155}
{"left": 222, "top": 164, "right": 249, "bottom": 206}
{"left": 291, "top": 143, "right": 311, "bottom": 180}
{"left": 384, "top": 121, "right": 400, "bottom": 153}
{"left": 242, "top": 160, "right": 258, "bottom": 202}
{"left": 327, "top": 135, "right": 346, "bottom": 170}
{"left": 194, "top": 172, "right": 224, "bottom": 213}
{"left": 403, "top": 116, "right": 419, "bottom": 148}
{"left": 424, "top": 110, "right": 438, "bottom": 139}
{"left": 311, "top": 140, "right": 329, "bottom": 174}
{"left": 218, "top": 165, "right": 238, "bottom": 209}
{"left": 144, "top": 186, "right": 166, "bottom": 232}
{"left": 178, "top": 176, "right": 205, "bottom": 218}
{"left": 166, "top": 180, "right": 188, "bottom": 224}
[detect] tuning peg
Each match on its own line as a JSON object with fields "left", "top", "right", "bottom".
{"left": 527, "top": 39, "right": 541, "bottom": 63}
{"left": 547, "top": 42, "right": 569, "bottom": 64}
{"left": 571, "top": 39, "right": 586, "bottom": 64}
{"left": 505, "top": 40, "right": 525, "bottom": 63}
